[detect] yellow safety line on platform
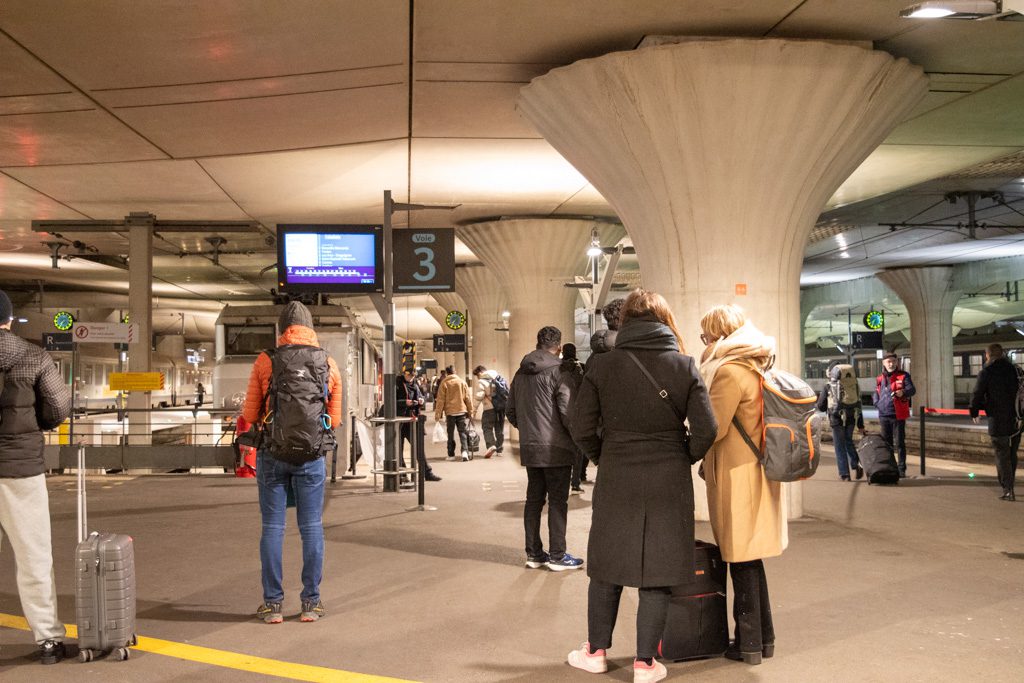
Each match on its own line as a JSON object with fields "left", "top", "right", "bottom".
{"left": 0, "top": 612, "right": 417, "bottom": 683}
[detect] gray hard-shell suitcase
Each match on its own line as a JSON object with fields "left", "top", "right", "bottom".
{"left": 75, "top": 444, "right": 137, "bottom": 662}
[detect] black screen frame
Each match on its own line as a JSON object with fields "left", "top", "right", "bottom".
{"left": 276, "top": 224, "right": 384, "bottom": 294}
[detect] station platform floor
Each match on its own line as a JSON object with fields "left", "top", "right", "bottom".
{"left": 2, "top": 429, "right": 1022, "bottom": 682}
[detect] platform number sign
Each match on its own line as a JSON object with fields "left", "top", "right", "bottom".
{"left": 393, "top": 228, "right": 455, "bottom": 292}
{"left": 863, "top": 310, "right": 884, "bottom": 331}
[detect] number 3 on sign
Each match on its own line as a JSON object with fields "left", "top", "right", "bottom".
{"left": 413, "top": 247, "right": 436, "bottom": 282}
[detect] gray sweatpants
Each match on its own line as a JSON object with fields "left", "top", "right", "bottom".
{"left": 0, "top": 474, "right": 65, "bottom": 643}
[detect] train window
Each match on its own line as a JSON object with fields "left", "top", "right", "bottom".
{"left": 968, "top": 354, "right": 984, "bottom": 376}
{"left": 952, "top": 355, "right": 965, "bottom": 377}
{"left": 225, "top": 324, "right": 275, "bottom": 355}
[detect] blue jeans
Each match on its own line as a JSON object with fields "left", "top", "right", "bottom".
{"left": 831, "top": 423, "right": 860, "bottom": 479}
{"left": 257, "top": 451, "right": 326, "bottom": 603}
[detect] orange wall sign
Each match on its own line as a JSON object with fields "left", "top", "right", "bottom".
{"left": 735, "top": 283, "right": 748, "bottom": 295}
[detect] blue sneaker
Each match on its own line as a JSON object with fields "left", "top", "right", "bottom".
{"left": 548, "top": 553, "right": 584, "bottom": 572}
{"left": 525, "top": 552, "right": 550, "bottom": 569}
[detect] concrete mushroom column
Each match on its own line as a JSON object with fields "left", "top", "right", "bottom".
{"left": 456, "top": 265, "right": 511, "bottom": 380}
{"left": 518, "top": 38, "right": 927, "bottom": 374}
{"left": 878, "top": 267, "right": 962, "bottom": 409}
{"left": 459, "top": 219, "right": 625, "bottom": 364}
{"left": 518, "top": 38, "right": 927, "bottom": 520}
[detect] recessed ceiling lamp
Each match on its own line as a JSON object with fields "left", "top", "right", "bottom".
{"left": 900, "top": 0, "right": 1023, "bottom": 18}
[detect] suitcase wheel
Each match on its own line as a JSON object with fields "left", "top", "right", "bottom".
{"left": 130, "top": 634, "right": 138, "bottom": 646}
{"left": 79, "top": 649, "right": 93, "bottom": 663}
{"left": 116, "top": 647, "right": 130, "bottom": 661}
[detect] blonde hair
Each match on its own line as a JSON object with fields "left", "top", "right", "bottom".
{"left": 620, "top": 288, "right": 685, "bottom": 353}
{"left": 700, "top": 304, "right": 746, "bottom": 342}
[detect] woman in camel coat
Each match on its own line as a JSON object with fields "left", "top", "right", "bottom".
{"left": 699, "top": 304, "right": 787, "bottom": 666}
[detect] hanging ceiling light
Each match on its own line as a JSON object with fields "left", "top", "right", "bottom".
{"left": 899, "top": 0, "right": 1022, "bottom": 19}
{"left": 586, "top": 228, "right": 603, "bottom": 257}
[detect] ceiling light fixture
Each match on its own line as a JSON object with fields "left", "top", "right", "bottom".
{"left": 900, "top": 0, "right": 1023, "bottom": 19}
{"left": 586, "top": 228, "right": 603, "bottom": 258}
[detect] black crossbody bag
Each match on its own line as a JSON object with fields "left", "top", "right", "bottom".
{"left": 622, "top": 350, "right": 694, "bottom": 463}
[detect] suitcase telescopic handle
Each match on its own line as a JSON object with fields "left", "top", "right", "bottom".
{"left": 77, "top": 443, "right": 87, "bottom": 544}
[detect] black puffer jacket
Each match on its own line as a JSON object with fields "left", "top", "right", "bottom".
{"left": 0, "top": 329, "right": 72, "bottom": 477}
{"left": 507, "top": 349, "right": 574, "bottom": 467}
{"left": 969, "top": 356, "right": 1022, "bottom": 437}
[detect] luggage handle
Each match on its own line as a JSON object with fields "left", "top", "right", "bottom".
{"left": 77, "top": 442, "right": 87, "bottom": 544}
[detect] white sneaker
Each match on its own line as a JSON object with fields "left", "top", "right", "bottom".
{"left": 633, "top": 658, "right": 667, "bottom": 683}
{"left": 484, "top": 446, "right": 496, "bottom": 458}
{"left": 461, "top": 452, "right": 470, "bottom": 461}
{"left": 446, "top": 455, "right": 456, "bottom": 461}
{"left": 567, "top": 642, "right": 607, "bottom": 674}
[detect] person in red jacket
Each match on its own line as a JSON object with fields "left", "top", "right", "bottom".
{"left": 243, "top": 302, "right": 342, "bottom": 624}
{"left": 872, "top": 353, "right": 916, "bottom": 478}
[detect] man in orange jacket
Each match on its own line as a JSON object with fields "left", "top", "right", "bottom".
{"left": 243, "top": 301, "right": 342, "bottom": 624}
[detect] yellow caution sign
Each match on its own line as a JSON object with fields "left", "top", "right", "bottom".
{"left": 109, "top": 372, "right": 165, "bottom": 392}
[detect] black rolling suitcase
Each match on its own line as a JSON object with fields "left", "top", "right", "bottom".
{"left": 659, "top": 540, "right": 729, "bottom": 661}
{"left": 75, "top": 444, "right": 138, "bottom": 662}
{"left": 857, "top": 434, "right": 900, "bottom": 485}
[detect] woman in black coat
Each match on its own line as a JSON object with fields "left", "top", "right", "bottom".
{"left": 566, "top": 289, "right": 717, "bottom": 682}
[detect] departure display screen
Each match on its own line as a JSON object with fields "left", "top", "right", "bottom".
{"left": 277, "top": 224, "right": 383, "bottom": 293}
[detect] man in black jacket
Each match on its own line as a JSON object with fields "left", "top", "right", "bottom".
{"left": 507, "top": 326, "right": 582, "bottom": 571}
{"left": 397, "top": 370, "right": 441, "bottom": 483}
{"left": 969, "top": 343, "right": 1022, "bottom": 501}
{"left": 0, "top": 290, "right": 72, "bottom": 664}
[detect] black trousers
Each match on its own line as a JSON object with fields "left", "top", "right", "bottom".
{"left": 587, "top": 579, "right": 671, "bottom": 660}
{"left": 879, "top": 416, "right": 908, "bottom": 473}
{"left": 399, "top": 415, "right": 432, "bottom": 476}
{"left": 992, "top": 433, "right": 1021, "bottom": 494}
{"left": 445, "top": 414, "right": 470, "bottom": 457}
{"left": 524, "top": 466, "right": 571, "bottom": 560}
{"left": 481, "top": 409, "right": 506, "bottom": 452}
{"left": 730, "top": 559, "right": 775, "bottom": 653}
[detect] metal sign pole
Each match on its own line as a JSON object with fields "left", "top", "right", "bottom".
{"left": 382, "top": 191, "right": 398, "bottom": 492}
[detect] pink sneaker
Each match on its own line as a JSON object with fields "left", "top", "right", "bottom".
{"left": 567, "top": 641, "right": 608, "bottom": 673}
{"left": 633, "top": 658, "right": 667, "bottom": 683}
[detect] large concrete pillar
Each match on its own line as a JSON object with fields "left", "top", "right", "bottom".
{"left": 456, "top": 265, "right": 511, "bottom": 380}
{"left": 877, "top": 268, "right": 961, "bottom": 409}
{"left": 518, "top": 38, "right": 928, "bottom": 373}
{"left": 459, "top": 219, "right": 625, "bottom": 364}
{"left": 518, "top": 38, "right": 927, "bottom": 520}
{"left": 127, "top": 212, "right": 154, "bottom": 445}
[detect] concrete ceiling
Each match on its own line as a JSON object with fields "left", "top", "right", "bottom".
{"left": 1, "top": 1, "right": 1023, "bottom": 342}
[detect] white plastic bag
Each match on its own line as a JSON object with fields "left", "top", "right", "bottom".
{"left": 432, "top": 420, "right": 447, "bottom": 444}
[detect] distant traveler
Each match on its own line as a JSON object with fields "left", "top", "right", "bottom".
{"left": 397, "top": 369, "right": 441, "bottom": 483}
{"left": 435, "top": 365, "right": 474, "bottom": 461}
{"left": 587, "top": 298, "right": 625, "bottom": 366}
{"left": 873, "top": 353, "right": 916, "bottom": 478}
{"left": 472, "top": 364, "right": 509, "bottom": 457}
{"left": 699, "top": 304, "right": 786, "bottom": 666}
{"left": 195, "top": 381, "right": 206, "bottom": 407}
{"left": 816, "top": 363, "right": 866, "bottom": 481}
{"left": 969, "top": 344, "right": 1022, "bottom": 502}
{"left": 558, "top": 344, "right": 586, "bottom": 494}
{"left": 507, "top": 326, "right": 582, "bottom": 571}
{"left": 242, "top": 301, "right": 342, "bottom": 624}
{"left": 568, "top": 289, "right": 716, "bottom": 683}
{"left": 0, "top": 289, "right": 72, "bottom": 664}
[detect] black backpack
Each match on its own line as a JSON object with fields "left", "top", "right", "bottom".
{"left": 490, "top": 375, "right": 510, "bottom": 412}
{"left": 262, "top": 345, "right": 334, "bottom": 464}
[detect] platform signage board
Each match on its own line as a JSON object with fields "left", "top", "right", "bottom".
{"left": 109, "top": 372, "right": 165, "bottom": 392}
{"left": 72, "top": 322, "right": 140, "bottom": 344}
{"left": 433, "top": 334, "right": 466, "bottom": 352}
{"left": 393, "top": 228, "right": 455, "bottom": 292}
{"left": 851, "top": 331, "right": 884, "bottom": 350}
{"left": 42, "top": 332, "right": 74, "bottom": 351}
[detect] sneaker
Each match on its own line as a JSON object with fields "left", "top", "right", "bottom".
{"left": 446, "top": 455, "right": 456, "bottom": 461}
{"left": 855, "top": 465, "right": 864, "bottom": 480}
{"left": 461, "top": 451, "right": 470, "bottom": 461}
{"left": 300, "top": 600, "right": 326, "bottom": 622}
{"left": 570, "top": 485, "right": 584, "bottom": 494}
{"left": 256, "top": 601, "right": 283, "bottom": 624}
{"left": 425, "top": 472, "right": 443, "bottom": 482}
{"left": 567, "top": 641, "right": 608, "bottom": 673}
{"left": 484, "top": 446, "right": 497, "bottom": 458}
{"left": 525, "top": 552, "right": 550, "bottom": 569}
{"left": 841, "top": 475, "right": 851, "bottom": 481}
{"left": 39, "top": 640, "right": 65, "bottom": 665}
{"left": 633, "top": 658, "right": 667, "bottom": 683}
{"left": 548, "top": 553, "right": 584, "bottom": 571}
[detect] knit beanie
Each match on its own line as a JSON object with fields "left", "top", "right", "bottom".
{"left": 278, "top": 301, "right": 313, "bottom": 331}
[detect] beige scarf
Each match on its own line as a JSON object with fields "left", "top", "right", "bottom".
{"left": 699, "top": 322, "right": 776, "bottom": 389}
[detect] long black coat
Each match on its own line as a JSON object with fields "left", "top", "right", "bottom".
{"left": 969, "top": 356, "right": 1021, "bottom": 437}
{"left": 571, "top": 319, "right": 717, "bottom": 587}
